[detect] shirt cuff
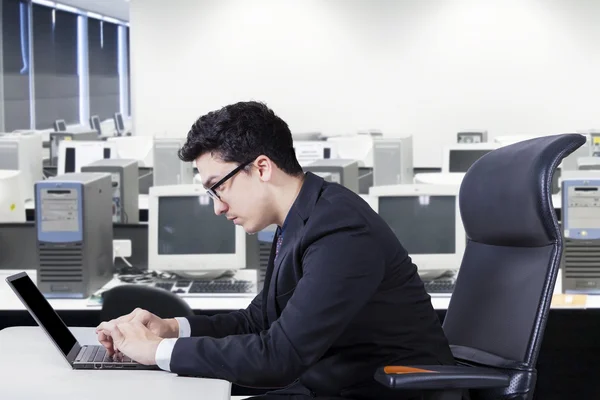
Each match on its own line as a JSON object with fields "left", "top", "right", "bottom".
{"left": 155, "top": 338, "right": 178, "bottom": 372}
{"left": 175, "top": 317, "right": 191, "bottom": 337}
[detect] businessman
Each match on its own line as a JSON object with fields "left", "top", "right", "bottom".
{"left": 97, "top": 101, "right": 454, "bottom": 399}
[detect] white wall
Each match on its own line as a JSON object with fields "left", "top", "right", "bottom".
{"left": 130, "top": 0, "right": 600, "bottom": 167}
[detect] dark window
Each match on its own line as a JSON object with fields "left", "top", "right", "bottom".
{"left": 32, "top": 4, "right": 79, "bottom": 129}
{"left": 88, "top": 18, "right": 119, "bottom": 120}
{"left": 2, "top": 0, "right": 32, "bottom": 131}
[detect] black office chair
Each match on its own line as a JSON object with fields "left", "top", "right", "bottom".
{"left": 375, "top": 134, "right": 586, "bottom": 400}
{"left": 100, "top": 284, "right": 195, "bottom": 321}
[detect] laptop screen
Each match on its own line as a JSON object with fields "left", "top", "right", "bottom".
{"left": 6, "top": 273, "right": 77, "bottom": 357}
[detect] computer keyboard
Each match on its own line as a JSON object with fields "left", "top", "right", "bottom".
{"left": 154, "top": 279, "right": 255, "bottom": 295}
{"left": 424, "top": 279, "right": 455, "bottom": 294}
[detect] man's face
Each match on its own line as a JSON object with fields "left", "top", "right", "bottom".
{"left": 195, "top": 153, "right": 271, "bottom": 234}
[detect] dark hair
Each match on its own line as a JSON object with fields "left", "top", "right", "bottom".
{"left": 178, "top": 101, "right": 303, "bottom": 176}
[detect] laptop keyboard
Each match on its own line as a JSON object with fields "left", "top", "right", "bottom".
{"left": 81, "top": 346, "right": 132, "bottom": 363}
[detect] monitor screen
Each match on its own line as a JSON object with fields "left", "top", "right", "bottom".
{"left": 115, "top": 113, "right": 125, "bottom": 132}
{"left": 449, "top": 149, "right": 491, "bottom": 173}
{"left": 54, "top": 120, "right": 66, "bottom": 132}
{"left": 64, "top": 145, "right": 111, "bottom": 173}
{"left": 378, "top": 196, "right": 456, "bottom": 254}
{"left": 157, "top": 196, "right": 235, "bottom": 255}
{"left": 90, "top": 116, "right": 101, "bottom": 134}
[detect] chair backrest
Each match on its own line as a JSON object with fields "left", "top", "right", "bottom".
{"left": 100, "top": 284, "right": 194, "bottom": 321}
{"left": 443, "top": 134, "right": 585, "bottom": 399}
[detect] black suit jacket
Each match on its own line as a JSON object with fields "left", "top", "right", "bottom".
{"left": 170, "top": 172, "right": 454, "bottom": 399}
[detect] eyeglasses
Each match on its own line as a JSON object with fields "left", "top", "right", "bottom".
{"left": 205, "top": 160, "right": 252, "bottom": 201}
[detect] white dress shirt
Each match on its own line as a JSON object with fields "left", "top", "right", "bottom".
{"left": 154, "top": 317, "right": 191, "bottom": 371}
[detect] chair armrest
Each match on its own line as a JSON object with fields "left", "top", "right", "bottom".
{"left": 374, "top": 365, "right": 510, "bottom": 390}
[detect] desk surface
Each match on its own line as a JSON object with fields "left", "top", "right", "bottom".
{"left": 2, "top": 269, "right": 600, "bottom": 312}
{"left": 0, "top": 326, "right": 231, "bottom": 400}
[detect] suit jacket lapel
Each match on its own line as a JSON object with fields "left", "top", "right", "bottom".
{"left": 266, "top": 216, "right": 303, "bottom": 324}
{"left": 264, "top": 172, "right": 326, "bottom": 326}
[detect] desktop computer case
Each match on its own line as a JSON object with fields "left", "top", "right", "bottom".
{"left": 35, "top": 173, "right": 114, "bottom": 298}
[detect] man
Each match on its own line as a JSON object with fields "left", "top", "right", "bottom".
{"left": 97, "top": 101, "right": 454, "bottom": 399}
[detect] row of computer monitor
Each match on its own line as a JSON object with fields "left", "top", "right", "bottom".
{"left": 146, "top": 183, "right": 464, "bottom": 277}
{"left": 53, "top": 112, "right": 128, "bottom": 137}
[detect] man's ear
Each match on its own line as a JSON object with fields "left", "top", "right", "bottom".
{"left": 254, "top": 155, "right": 273, "bottom": 182}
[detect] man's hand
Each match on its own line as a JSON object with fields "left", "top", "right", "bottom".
{"left": 96, "top": 308, "right": 179, "bottom": 355}
{"left": 103, "top": 321, "right": 162, "bottom": 365}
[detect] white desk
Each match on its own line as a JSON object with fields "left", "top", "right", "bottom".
{"left": 2, "top": 269, "right": 600, "bottom": 312}
{"left": 0, "top": 326, "right": 231, "bottom": 400}
{"left": 0, "top": 269, "right": 256, "bottom": 311}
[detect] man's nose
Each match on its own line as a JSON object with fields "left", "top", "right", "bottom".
{"left": 213, "top": 198, "right": 228, "bottom": 215}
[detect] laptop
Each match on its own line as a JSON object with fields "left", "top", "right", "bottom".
{"left": 5, "top": 271, "right": 159, "bottom": 370}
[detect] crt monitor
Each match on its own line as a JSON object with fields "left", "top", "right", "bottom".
{"left": 148, "top": 184, "right": 246, "bottom": 278}
{"left": 368, "top": 184, "right": 465, "bottom": 274}
{"left": 89, "top": 115, "right": 102, "bottom": 135}
{"left": 107, "top": 136, "right": 154, "bottom": 167}
{"left": 53, "top": 119, "right": 67, "bottom": 132}
{"left": 442, "top": 143, "right": 499, "bottom": 173}
{"left": 57, "top": 140, "right": 117, "bottom": 175}
{"left": 0, "top": 170, "right": 26, "bottom": 223}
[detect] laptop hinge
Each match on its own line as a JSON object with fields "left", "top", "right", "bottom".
{"left": 67, "top": 343, "right": 83, "bottom": 364}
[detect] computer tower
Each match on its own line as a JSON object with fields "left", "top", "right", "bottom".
{"left": 561, "top": 177, "right": 600, "bottom": 294}
{"left": 373, "top": 136, "right": 413, "bottom": 186}
{"left": 591, "top": 132, "right": 600, "bottom": 157}
{"left": 49, "top": 131, "right": 98, "bottom": 165}
{"left": 35, "top": 172, "right": 113, "bottom": 298}
{"left": 0, "top": 131, "right": 43, "bottom": 201}
{"left": 457, "top": 131, "right": 488, "bottom": 144}
{"left": 82, "top": 159, "right": 139, "bottom": 224}
{"left": 256, "top": 225, "right": 278, "bottom": 292}
{"left": 153, "top": 138, "right": 194, "bottom": 186}
{"left": 304, "top": 159, "right": 359, "bottom": 193}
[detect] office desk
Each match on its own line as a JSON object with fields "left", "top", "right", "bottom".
{"left": 2, "top": 272, "right": 600, "bottom": 399}
{"left": 2, "top": 269, "right": 599, "bottom": 313}
{"left": 0, "top": 326, "right": 231, "bottom": 400}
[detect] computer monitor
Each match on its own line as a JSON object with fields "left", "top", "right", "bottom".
{"left": 413, "top": 172, "right": 465, "bottom": 185}
{"left": 0, "top": 131, "right": 43, "bottom": 202}
{"left": 293, "top": 140, "right": 337, "bottom": 167}
{"left": 0, "top": 170, "right": 25, "bottom": 222}
{"left": 114, "top": 112, "right": 125, "bottom": 135}
{"left": 148, "top": 184, "right": 246, "bottom": 278}
{"left": 107, "top": 136, "right": 154, "bottom": 167}
{"left": 457, "top": 131, "right": 487, "bottom": 144}
{"left": 53, "top": 119, "right": 67, "bottom": 132}
{"left": 57, "top": 140, "right": 117, "bottom": 175}
{"left": 325, "top": 135, "right": 374, "bottom": 168}
{"left": 368, "top": 184, "right": 465, "bottom": 273}
{"left": 493, "top": 135, "right": 540, "bottom": 147}
{"left": 442, "top": 143, "right": 499, "bottom": 173}
{"left": 303, "top": 159, "right": 359, "bottom": 193}
{"left": 89, "top": 115, "right": 102, "bottom": 135}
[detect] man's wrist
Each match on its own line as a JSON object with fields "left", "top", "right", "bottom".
{"left": 166, "top": 318, "right": 180, "bottom": 338}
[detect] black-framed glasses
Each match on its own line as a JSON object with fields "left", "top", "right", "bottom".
{"left": 205, "top": 160, "right": 253, "bottom": 201}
